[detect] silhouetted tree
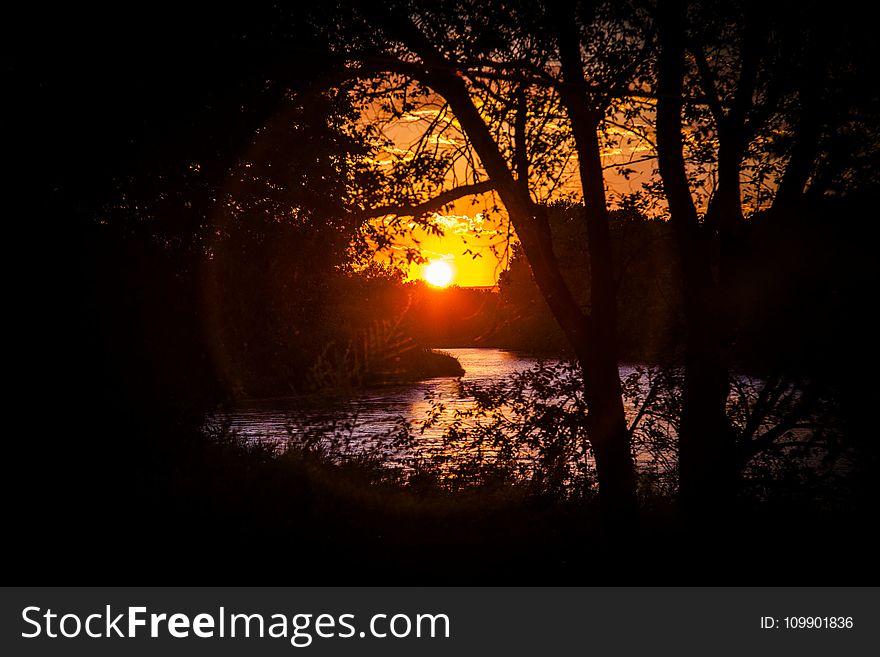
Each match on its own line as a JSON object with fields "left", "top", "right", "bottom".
{"left": 655, "top": 0, "right": 880, "bottom": 515}
{"left": 320, "top": 0, "right": 655, "bottom": 527}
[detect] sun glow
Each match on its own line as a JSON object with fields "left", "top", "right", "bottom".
{"left": 423, "top": 260, "right": 455, "bottom": 287}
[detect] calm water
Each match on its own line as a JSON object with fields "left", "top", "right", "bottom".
{"left": 208, "top": 348, "right": 641, "bottom": 469}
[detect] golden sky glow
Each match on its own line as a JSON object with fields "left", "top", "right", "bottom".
{"left": 363, "top": 89, "right": 661, "bottom": 287}
{"left": 357, "top": 71, "right": 777, "bottom": 287}
{"left": 401, "top": 191, "right": 510, "bottom": 287}
{"left": 390, "top": 152, "right": 658, "bottom": 287}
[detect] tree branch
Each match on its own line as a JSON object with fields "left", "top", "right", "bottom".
{"left": 350, "top": 180, "right": 496, "bottom": 221}
{"left": 688, "top": 42, "right": 727, "bottom": 131}
{"left": 513, "top": 86, "right": 530, "bottom": 197}
{"left": 729, "top": 13, "right": 765, "bottom": 131}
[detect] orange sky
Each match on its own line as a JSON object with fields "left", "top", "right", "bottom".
{"left": 364, "top": 96, "right": 660, "bottom": 287}
{"left": 389, "top": 157, "right": 658, "bottom": 288}
{"left": 400, "top": 193, "right": 511, "bottom": 287}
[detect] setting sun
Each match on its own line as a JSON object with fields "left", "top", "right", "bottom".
{"left": 423, "top": 260, "right": 455, "bottom": 287}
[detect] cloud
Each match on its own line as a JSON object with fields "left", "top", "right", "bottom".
{"left": 430, "top": 212, "right": 498, "bottom": 236}
{"left": 420, "top": 250, "right": 455, "bottom": 261}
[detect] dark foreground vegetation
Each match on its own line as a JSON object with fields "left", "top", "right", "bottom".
{"left": 14, "top": 405, "right": 877, "bottom": 582}
{"left": 10, "top": 1, "right": 880, "bottom": 583}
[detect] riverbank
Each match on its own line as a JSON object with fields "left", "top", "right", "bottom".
{"left": 366, "top": 348, "right": 464, "bottom": 384}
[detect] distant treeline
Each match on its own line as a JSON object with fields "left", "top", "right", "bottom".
{"left": 402, "top": 199, "right": 874, "bottom": 384}
{"left": 210, "top": 198, "right": 876, "bottom": 395}
{"left": 489, "top": 200, "right": 874, "bottom": 380}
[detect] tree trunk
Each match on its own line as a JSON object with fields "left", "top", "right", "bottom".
{"left": 550, "top": 2, "right": 637, "bottom": 529}
{"left": 579, "top": 355, "right": 637, "bottom": 529}
{"left": 682, "top": 165, "right": 742, "bottom": 516}
{"left": 656, "top": 0, "right": 739, "bottom": 519}
{"left": 678, "top": 299, "right": 738, "bottom": 516}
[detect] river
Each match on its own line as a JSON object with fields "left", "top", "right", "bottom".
{"left": 208, "top": 348, "right": 651, "bottom": 472}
